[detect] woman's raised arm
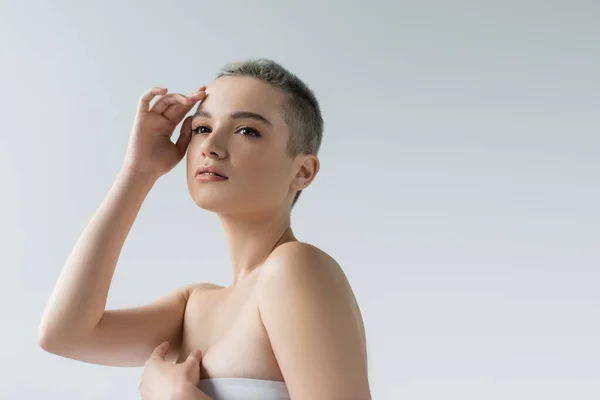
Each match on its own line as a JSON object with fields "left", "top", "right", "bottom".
{"left": 38, "top": 86, "right": 207, "bottom": 366}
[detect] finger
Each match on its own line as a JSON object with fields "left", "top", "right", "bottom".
{"left": 192, "top": 91, "right": 208, "bottom": 115}
{"left": 138, "top": 87, "right": 168, "bottom": 113}
{"left": 176, "top": 115, "right": 193, "bottom": 157}
{"left": 150, "top": 93, "right": 193, "bottom": 114}
{"left": 150, "top": 341, "right": 170, "bottom": 360}
{"left": 186, "top": 349, "right": 203, "bottom": 364}
{"left": 162, "top": 91, "right": 206, "bottom": 122}
{"left": 150, "top": 93, "right": 192, "bottom": 115}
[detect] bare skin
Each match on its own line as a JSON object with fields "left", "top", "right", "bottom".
{"left": 38, "top": 76, "right": 370, "bottom": 399}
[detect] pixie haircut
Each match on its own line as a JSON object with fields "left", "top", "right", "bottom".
{"left": 215, "top": 59, "right": 323, "bottom": 209}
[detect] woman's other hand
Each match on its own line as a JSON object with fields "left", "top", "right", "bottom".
{"left": 122, "top": 86, "right": 207, "bottom": 181}
{"left": 139, "top": 341, "right": 204, "bottom": 400}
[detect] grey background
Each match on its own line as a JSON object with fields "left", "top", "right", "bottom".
{"left": 1, "top": 1, "right": 599, "bottom": 399}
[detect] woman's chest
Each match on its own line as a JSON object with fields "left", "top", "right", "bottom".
{"left": 179, "top": 286, "right": 284, "bottom": 381}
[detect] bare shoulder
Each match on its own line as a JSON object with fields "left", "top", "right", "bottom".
{"left": 268, "top": 242, "right": 341, "bottom": 271}
{"left": 263, "top": 240, "right": 366, "bottom": 323}
{"left": 187, "top": 282, "right": 225, "bottom": 299}
{"left": 271, "top": 240, "right": 334, "bottom": 259}
{"left": 181, "top": 282, "right": 226, "bottom": 323}
{"left": 259, "top": 241, "right": 357, "bottom": 305}
{"left": 257, "top": 242, "right": 370, "bottom": 398}
{"left": 190, "top": 282, "right": 225, "bottom": 292}
{"left": 263, "top": 241, "right": 343, "bottom": 278}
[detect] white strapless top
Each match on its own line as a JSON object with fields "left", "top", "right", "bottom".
{"left": 197, "top": 378, "right": 290, "bottom": 400}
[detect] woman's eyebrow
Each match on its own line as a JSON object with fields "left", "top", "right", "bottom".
{"left": 192, "top": 110, "right": 272, "bottom": 127}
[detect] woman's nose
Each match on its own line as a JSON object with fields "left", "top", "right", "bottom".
{"left": 199, "top": 132, "right": 227, "bottom": 159}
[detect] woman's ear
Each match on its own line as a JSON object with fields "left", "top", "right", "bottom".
{"left": 291, "top": 155, "right": 320, "bottom": 191}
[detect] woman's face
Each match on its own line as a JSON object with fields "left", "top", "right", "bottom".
{"left": 186, "top": 76, "right": 299, "bottom": 214}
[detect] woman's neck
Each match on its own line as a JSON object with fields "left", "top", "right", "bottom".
{"left": 218, "top": 208, "right": 297, "bottom": 286}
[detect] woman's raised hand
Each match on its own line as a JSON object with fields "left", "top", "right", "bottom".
{"left": 122, "top": 86, "right": 207, "bottom": 181}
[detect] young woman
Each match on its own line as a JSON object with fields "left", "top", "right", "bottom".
{"left": 38, "top": 59, "right": 371, "bottom": 400}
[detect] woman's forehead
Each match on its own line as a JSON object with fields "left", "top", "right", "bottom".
{"left": 203, "top": 76, "right": 285, "bottom": 114}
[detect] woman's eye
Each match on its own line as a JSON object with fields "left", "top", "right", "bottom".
{"left": 192, "top": 125, "right": 211, "bottom": 134}
{"left": 192, "top": 125, "right": 260, "bottom": 137}
{"left": 238, "top": 127, "right": 261, "bottom": 137}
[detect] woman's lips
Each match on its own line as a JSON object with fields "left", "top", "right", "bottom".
{"left": 195, "top": 173, "right": 228, "bottom": 182}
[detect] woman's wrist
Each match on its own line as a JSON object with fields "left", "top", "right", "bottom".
{"left": 118, "top": 163, "right": 159, "bottom": 188}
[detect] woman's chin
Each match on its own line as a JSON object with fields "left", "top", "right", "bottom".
{"left": 190, "top": 191, "right": 240, "bottom": 213}
{"left": 192, "top": 196, "right": 227, "bottom": 212}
